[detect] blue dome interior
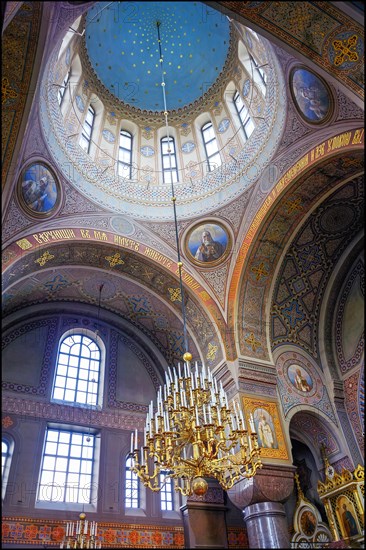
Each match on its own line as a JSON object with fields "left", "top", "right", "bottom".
{"left": 85, "top": 1, "right": 231, "bottom": 111}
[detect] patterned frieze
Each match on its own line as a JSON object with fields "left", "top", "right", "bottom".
{"left": 2, "top": 396, "right": 147, "bottom": 430}
{"left": 1, "top": 517, "right": 185, "bottom": 548}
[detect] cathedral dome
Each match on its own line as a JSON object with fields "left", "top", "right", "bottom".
{"left": 40, "top": 1, "right": 287, "bottom": 220}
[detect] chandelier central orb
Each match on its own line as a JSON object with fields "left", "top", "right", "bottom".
{"left": 85, "top": 1, "right": 230, "bottom": 111}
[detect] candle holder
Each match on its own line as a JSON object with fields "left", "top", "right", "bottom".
{"left": 60, "top": 512, "right": 101, "bottom": 549}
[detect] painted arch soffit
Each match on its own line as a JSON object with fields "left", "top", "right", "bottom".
{"left": 1, "top": 241, "right": 227, "bottom": 366}
{"left": 236, "top": 150, "right": 364, "bottom": 363}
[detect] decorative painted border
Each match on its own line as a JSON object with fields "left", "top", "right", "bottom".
{"left": 1, "top": 517, "right": 184, "bottom": 548}
{"left": 1, "top": 517, "right": 248, "bottom": 548}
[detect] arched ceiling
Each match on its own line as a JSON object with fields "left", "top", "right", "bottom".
{"left": 84, "top": 1, "right": 231, "bottom": 111}
{"left": 1, "top": 1, "right": 364, "bottom": 376}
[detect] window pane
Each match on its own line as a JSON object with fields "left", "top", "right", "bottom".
{"left": 38, "top": 429, "right": 96, "bottom": 503}
{"left": 45, "top": 442, "right": 57, "bottom": 454}
{"left": 59, "top": 432, "right": 70, "bottom": 444}
{"left": 68, "top": 355, "right": 79, "bottom": 367}
{"left": 58, "top": 444, "right": 69, "bottom": 456}
{"left": 119, "top": 134, "right": 132, "bottom": 149}
{"left": 245, "top": 118, "right": 255, "bottom": 137}
{"left": 65, "top": 389, "right": 76, "bottom": 401}
{"left": 55, "top": 457, "right": 68, "bottom": 471}
{"left": 202, "top": 124, "right": 215, "bottom": 141}
{"left": 66, "top": 378, "right": 76, "bottom": 389}
{"left": 58, "top": 353, "right": 68, "bottom": 365}
{"left": 206, "top": 140, "right": 219, "bottom": 156}
{"left": 43, "top": 456, "right": 56, "bottom": 470}
{"left": 72, "top": 434, "right": 83, "bottom": 446}
{"left": 40, "top": 471, "right": 54, "bottom": 485}
{"left": 76, "top": 391, "right": 87, "bottom": 404}
{"left": 119, "top": 149, "right": 131, "bottom": 163}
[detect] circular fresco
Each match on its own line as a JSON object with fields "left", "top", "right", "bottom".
{"left": 17, "top": 162, "right": 60, "bottom": 217}
{"left": 290, "top": 66, "right": 332, "bottom": 124}
{"left": 288, "top": 364, "right": 313, "bottom": 393}
{"left": 185, "top": 221, "right": 231, "bottom": 266}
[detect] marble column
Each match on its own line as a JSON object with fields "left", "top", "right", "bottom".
{"left": 180, "top": 478, "right": 228, "bottom": 549}
{"left": 227, "top": 464, "right": 296, "bottom": 549}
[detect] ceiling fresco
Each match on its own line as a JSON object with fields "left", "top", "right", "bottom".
{"left": 84, "top": 1, "right": 231, "bottom": 111}
{"left": 1, "top": 2, "right": 364, "bottom": 426}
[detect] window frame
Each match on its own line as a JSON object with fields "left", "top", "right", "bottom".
{"left": 250, "top": 53, "right": 267, "bottom": 88}
{"left": 2, "top": 436, "right": 14, "bottom": 500}
{"left": 161, "top": 136, "right": 179, "bottom": 184}
{"left": 124, "top": 455, "right": 140, "bottom": 509}
{"left": 35, "top": 425, "right": 100, "bottom": 512}
{"left": 51, "top": 329, "right": 105, "bottom": 409}
{"left": 117, "top": 129, "right": 133, "bottom": 179}
{"left": 159, "top": 470, "right": 174, "bottom": 511}
{"left": 58, "top": 70, "right": 71, "bottom": 107}
{"left": 201, "top": 121, "right": 222, "bottom": 172}
{"left": 233, "top": 90, "right": 255, "bottom": 141}
{"left": 79, "top": 104, "right": 95, "bottom": 154}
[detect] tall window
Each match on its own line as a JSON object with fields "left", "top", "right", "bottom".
{"left": 37, "top": 428, "right": 95, "bottom": 504}
{"left": 250, "top": 54, "right": 267, "bottom": 91}
{"left": 160, "top": 470, "right": 173, "bottom": 511}
{"left": 125, "top": 456, "right": 139, "bottom": 508}
{"left": 2, "top": 440, "right": 9, "bottom": 476}
{"left": 52, "top": 333, "right": 101, "bottom": 406}
{"left": 201, "top": 122, "right": 222, "bottom": 172}
{"left": 2, "top": 438, "right": 13, "bottom": 500}
{"left": 233, "top": 91, "right": 255, "bottom": 141}
{"left": 117, "top": 129, "right": 133, "bottom": 178}
{"left": 79, "top": 104, "right": 95, "bottom": 154}
{"left": 161, "top": 136, "right": 178, "bottom": 184}
{"left": 58, "top": 70, "right": 70, "bottom": 106}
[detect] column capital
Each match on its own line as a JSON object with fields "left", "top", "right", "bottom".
{"left": 227, "top": 463, "right": 296, "bottom": 509}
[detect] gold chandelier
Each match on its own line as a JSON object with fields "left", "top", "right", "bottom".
{"left": 130, "top": 20, "right": 262, "bottom": 498}
{"left": 60, "top": 512, "right": 100, "bottom": 549}
{"left": 130, "top": 353, "right": 262, "bottom": 496}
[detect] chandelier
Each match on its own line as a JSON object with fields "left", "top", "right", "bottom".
{"left": 60, "top": 512, "right": 100, "bottom": 549}
{"left": 130, "top": 21, "right": 262, "bottom": 496}
{"left": 130, "top": 354, "right": 262, "bottom": 496}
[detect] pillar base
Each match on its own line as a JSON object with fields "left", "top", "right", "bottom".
{"left": 244, "top": 501, "right": 290, "bottom": 549}
{"left": 180, "top": 479, "right": 228, "bottom": 549}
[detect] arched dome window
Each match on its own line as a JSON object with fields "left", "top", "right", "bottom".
{"left": 79, "top": 104, "right": 95, "bottom": 154}
{"left": 117, "top": 129, "right": 133, "bottom": 179}
{"left": 161, "top": 136, "right": 178, "bottom": 184}
{"left": 249, "top": 53, "right": 267, "bottom": 96}
{"left": 233, "top": 90, "right": 255, "bottom": 141}
{"left": 58, "top": 69, "right": 71, "bottom": 107}
{"left": 201, "top": 122, "right": 222, "bottom": 172}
